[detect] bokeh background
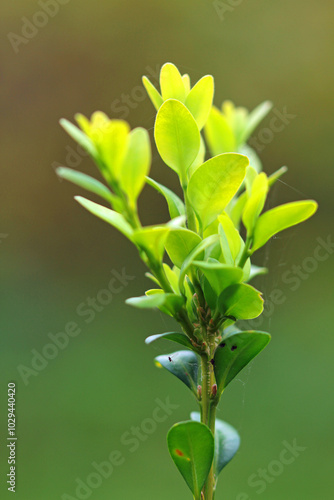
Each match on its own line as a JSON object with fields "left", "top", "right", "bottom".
{"left": 1, "top": 1, "right": 333, "bottom": 499}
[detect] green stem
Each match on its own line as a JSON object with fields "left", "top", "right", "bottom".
{"left": 183, "top": 185, "right": 197, "bottom": 233}
{"left": 201, "top": 354, "right": 210, "bottom": 425}
{"left": 238, "top": 236, "right": 252, "bottom": 268}
{"left": 205, "top": 402, "right": 217, "bottom": 499}
{"left": 153, "top": 261, "right": 196, "bottom": 341}
{"left": 201, "top": 333, "right": 218, "bottom": 500}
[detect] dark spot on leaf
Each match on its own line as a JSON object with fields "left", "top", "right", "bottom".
{"left": 231, "top": 345, "right": 237, "bottom": 351}
{"left": 219, "top": 342, "right": 226, "bottom": 348}
{"left": 175, "top": 449, "right": 184, "bottom": 457}
{"left": 210, "top": 358, "right": 215, "bottom": 366}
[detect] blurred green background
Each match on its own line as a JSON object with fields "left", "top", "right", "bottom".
{"left": 1, "top": 0, "right": 333, "bottom": 498}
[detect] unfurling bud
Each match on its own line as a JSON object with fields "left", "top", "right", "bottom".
{"left": 211, "top": 384, "right": 217, "bottom": 398}
{"left": 192, "top": 293, "right": 200, "bottom": 307}
{"left": 197, "top": 385, "right": 202, "bottom": 400}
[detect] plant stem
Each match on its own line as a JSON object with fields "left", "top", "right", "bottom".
{"left": 205, "top": 402, "right": 217, "bottom": 499}
{"left": 184, "top": 185, "right": 197, "bottom": 233}
{"left": 201, "top": 354, "right": 210, "bottom": 425}
{"left": 238, "top": 236, "right": 252, "bottom": 268}
{"left": 201, "top": 332, "right": 218, "bottom": 500}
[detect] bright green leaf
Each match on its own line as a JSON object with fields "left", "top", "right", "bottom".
{"left": 145, "top": 289, "right": 185, "bottom": 316}
{"left": 126, "top": 293, "right": 166, "bottom": 309}
{"left": 74, "top": 196, "right": 133, "bottom": 239}
{"left": 56, "top": 167, "right": 113, "bottom": 203}
{"left": 98, "top": 120, "right": 130, "bottom": 180}
{"left": 227, "top": 191, "right": 248, "bottom": 229}
{"left": 142, "top": 76, "right": 164, "bottom": 110}
{"left": 155, "top": 99, "right": 201, "bottom": 183}
{"left": 178, "top": 235, "right": 219, "bottom": 292}
{"left": 239, "top": 144, "right": 263, "bottom": 172}
{"left": 252, "top": 200, "right": 318, "bottom": 252}
{"left": 59, "top": 118, "right": 98, "bottom": 159}
{"left": 185, "top": 75, "right": 214, "bottom": 130}
{"left": 163, "top": 263, "right": 180, "bottom": 293}
{"left": 218, "top": 214, "right": 242, "bottom": 264}
{"left": 218, "top": 283, "right": 264, "bottom": 320}
{"left": 146, "top": 177, "right": 185, "bottom": 219}
{"left": 188, "top": 135, "right": 206, "bottom": 178}
{"left": 165, "top": 229, "right": 202, "bottom": 268}
{"left": 204, "top": 106, "right": 236, "bottom": 156}
{"left": 243, "top": 172, "right": 269, "bottom": 234}
{"left": 182, "top": 74, "right": 191, "bottom": 94}
{"left": 167, "top": 421, "right": 214, "bottom": 498}
{"left": 132, "top": 226, "right": 170, "bottom": 263}
{"left": 194, "top": 260, "right": 243, "bottom": 296}
{"left": 268, "top": 166, "right": 288, "bottom": 186}
{"left": 245, "top": 166, "right": 258, "bottom": 194}
{"left": 214, "top": 330, "right": 271, "bottom": 392}
{"left": 187, "top": 153, "right": 249, "bottom": 228}
{"left": 120, "top": 127, "right": 151, "bottom": 206}
{"left": 248, "top": 264, "right": 268, "bottom": 281}
{"left": 160, "top": 63, "right": 186, "bottom": 102}
{"left": 240, "top": 100, "right": 273, "bottom": 144}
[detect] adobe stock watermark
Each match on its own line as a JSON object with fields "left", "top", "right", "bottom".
{"left": 241, "top": 235, "right": 333, "bottom": 330}
{"left": 213, "top": 0, "right": 246, "bottom": 21}
{"left": 235, "top": 439, "right": 306, "bottom": 499}
{"left": 17, "top": 268, "right": 135, "bottom": 386}
{"left": 61, "top": 397, "right": 179, "bottom": 500}
{"left": 7, "top": 0, "right": 72, "bottom": 54}
{"left": 248, "top": 106, "right": 296, "bottom": 153}
{"left": 110, "top": 64, "right": 161, "bottom": 119}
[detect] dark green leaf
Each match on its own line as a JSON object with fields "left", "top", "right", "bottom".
{"left": 167, "top": 421, "right": 214, "bottom": 498}
{"left": 214, "top": 330, "right": 271, "bottom": 392}
{"left": 155, "top": 350, "right": 199, "bottom": 392}
{"left": 191, "top": 412, "right": 240, "bottom": 477}
{"left": 145, "top": 332, "right": 194, "bottom": 350}
{"left": 218, "top": 283, "right": 264, "bottom": 320}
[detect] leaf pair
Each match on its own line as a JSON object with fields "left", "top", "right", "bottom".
{"left": 148, "top": 330, "right": 270, "bottom": 395}
{"left": 127, "top": 290, "right": 185, "bottom": 317}
{"left": 167, "top": 415, "right": 240, "bottom": 498}
{"left": 205, "top": 100, "right": 272, "bottom": 156}
{"left": 144, "top": 62, "right": 214, "bottom": 130}
{"left": 60, "top": 115, "right": 151, "bottom": 208}
{"left": 73, "top": 197, "right": 185, "bottom": 267}
{"left": 155, "top": 103, "right": 250, "bottom": 230}
{"left": 251, "top": 200, "right": 318, "bottom": 252}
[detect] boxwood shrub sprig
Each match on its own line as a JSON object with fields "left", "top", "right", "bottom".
{"left": 56, "top": 63, "right": 317, "bottom": 500}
